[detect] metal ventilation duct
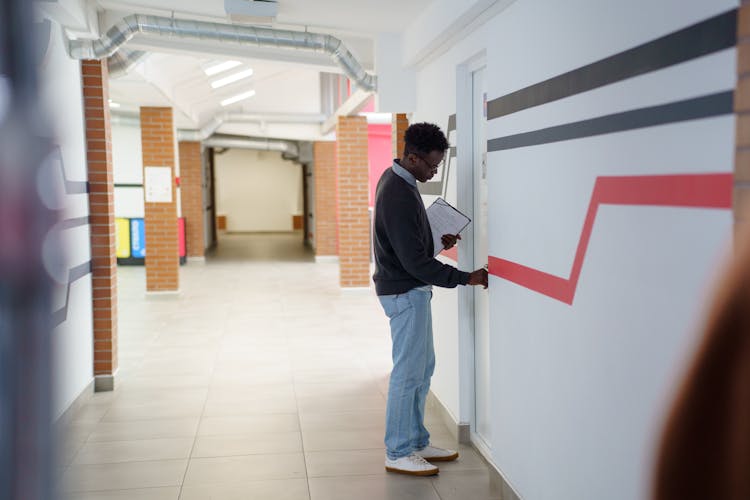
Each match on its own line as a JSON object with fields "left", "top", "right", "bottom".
{"left": 68, "top": 14, "right": 376, "bottom": 91}
{"left": 107, "top": 48, "right": 148, "bottom": 79}
{"left": 110, "top": 111, "right": 325, "bottom": 146}
{"left": 203, "top": 134, "right": 299, "bottom": 158}
{"left": 177, "top": 111, "right": 325, "bottom": 142}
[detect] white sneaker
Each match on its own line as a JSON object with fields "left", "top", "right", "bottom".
{"left": 385, "top": 453, "right": 439, "bottom": 476}
{"left": 415, "top": 445, "right": 459, "bottom": 462}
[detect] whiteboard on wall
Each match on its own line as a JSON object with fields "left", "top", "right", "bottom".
{"left": 144, "top": 166, "right": 172, "bottom": 203}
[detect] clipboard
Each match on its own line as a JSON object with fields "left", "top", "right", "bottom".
{"left": 426, "top": 197, "right": 471, "bottom": 256}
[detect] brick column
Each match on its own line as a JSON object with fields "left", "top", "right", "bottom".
{"left": 82, "top": 59, "right": 118, "bottom": 391}
{"left": 140, "top": 107, "right": 179, "bottom": 292}
{"left": 737, "top": 4, "right": 750, "bottom": 229}
{"left": 336, "top": 116, "right": 370, "bottom": 288}
{"left": 179, "top": 141, "right": 205, "bottom": 259}
{"left": 392, "top": 113, "right": 409, "bottom": 159}
{"left": 313, "top": 141, "right": 338, "bottom": 258}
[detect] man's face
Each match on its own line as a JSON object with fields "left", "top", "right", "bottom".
{"left": 409, "top": 150, "right": 445, "bottom": 183}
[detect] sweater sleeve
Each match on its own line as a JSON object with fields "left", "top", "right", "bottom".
{"left": 383, "top": 192, "right": 471, "bottom": 288}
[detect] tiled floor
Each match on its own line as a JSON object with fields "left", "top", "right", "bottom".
{"left": 59, "top": 233, "right": 499, "bottom": 499}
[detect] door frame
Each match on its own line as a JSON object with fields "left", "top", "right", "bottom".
{"left": 456, "top": 51, "right": 487, "bottom": 446}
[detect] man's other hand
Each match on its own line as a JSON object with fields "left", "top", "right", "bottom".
{"left": 441, "top": 233, "right": 461, "bottom": 250}
{"left": 468, "top": 268, "right": 488, "bottom": 289}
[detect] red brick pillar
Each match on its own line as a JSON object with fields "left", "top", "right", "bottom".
{"left": 314, "top": 141, "right": 338, "bottom": 258}
{"left": 140, "top": 107, "right": 179, "bottom": 292}
{"left": 392, "top": 113, "right": 409, "bottom": 159}
{"left": 336, "top": 116, "right": 370, "bottom": 288}
{"left": 82, "top": 59, "right": 118, "bottom": 391}
{"left": 736, "top": 4, "right": 750, "bottom": 228}
{"left": 178, "top": 141, "right": 205, "bottom": 259}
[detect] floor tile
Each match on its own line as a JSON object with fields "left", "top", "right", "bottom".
{"left": 197, "top": 414, "right": 300, "bottom": 436}
{"left": 297, "top": 395, "right": 385, "bottom": 414}
{"left": 429, "top": 446, "right": 490, "bottom": 472}
{"left": 62, "top": 487, "right": 180, "bottom": 500}
{"left": 179, "top": 478, "right": 309, "bottom": 500}
{"left": 183, "top": 453, "right": 306, "bottom": 485}
{"left": 430, "top": 469, "right": 502, "bottom": 500}
{"left": 62, "top": 459, "right": 188, "bottom": 492}
{"left": 308, "top": 475, "right": 441, "bottom": 500}
{"left": 102, "top": 401, "right": 206, "bottom": 421}
{"left": 305, "top": 448, "right": 386, "bottom": 477}
{"left": 192, "top": 432, "right": 302, "bottom": 458}
{"left": 299, "top": 410, "right": 384, "bottom": 433}
{"left": 301, "top": 428, "right": 385, "bottom": 452}
{"left": 202, "top": 398, "right": 297, "bottom": 417}
{"left": 87, "top": 418, "right": 200, "bottom": 442}
{"left": 72, "top": 438, "right": 195, "bottom": 465}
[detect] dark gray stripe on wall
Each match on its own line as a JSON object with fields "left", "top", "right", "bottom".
{"left": 448, "top": 114, "right": 456, "bottom": 132}
{"left": 487, "top": 9, "right": 737, "bottom": 120}
{"left": 487, "top": 91, "right": 733, "bottom": 152}
{"left": 52, "top": 260, "right": 92, "bottom": 327}
{"left": 58, "top": 216, "right": 89, "bottom": 230}
{"left": 50, "top": 146, "right": 88, "bottom": 194}
{"left": 65, "top": 179, "right": 88, "bottom": 194}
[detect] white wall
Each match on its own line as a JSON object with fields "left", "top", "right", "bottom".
{"left": 214, "top": 148, "right": 303, "bottom": 232}
{"left": 395, "top": 1, "right": 738, "bottom": 499}
{"left": 39, "top": 20, "right": 94, "bottom": 419}
{"left": 112, "top": 122, "right": 145, "bottom": 218}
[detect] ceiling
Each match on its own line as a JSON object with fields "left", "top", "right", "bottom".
{"left": 97, "top": 0, "right": 433, "bottom": 35}
{"left": 96, "top": 0, "right": 434, "bottom": 140}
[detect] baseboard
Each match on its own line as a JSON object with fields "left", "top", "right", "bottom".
{"left": 94, "top": 374, "right": 115, "bottom": 392}
{"left": 315, "top": 255, "right": 339, "bottom": 263}
{"left": 426, "top": 390, "right": 522, "bottom": 500}
{"left": 54, "top": 379, "right": 94, "bottom": 432}
{"left": 187, "top": 256, "right": 206, "bottom": 263}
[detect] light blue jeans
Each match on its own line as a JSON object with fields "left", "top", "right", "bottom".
{"left": 378, "top": 286, "right": 434, "bottom": 460}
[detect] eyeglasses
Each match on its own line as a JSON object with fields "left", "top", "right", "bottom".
{"left": 413, "top": 153, "right": 442, "bottom": 170}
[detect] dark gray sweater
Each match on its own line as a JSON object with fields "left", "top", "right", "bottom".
{"left": 372, "top": 167, "right": 471, "bottom": 295}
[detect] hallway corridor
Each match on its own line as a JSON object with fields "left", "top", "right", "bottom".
{"left": 59, "top": 235, "right": 498, "bottom": 499}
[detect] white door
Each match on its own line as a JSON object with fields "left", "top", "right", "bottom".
{"left": 472, "top": 66, "right": 491, "bottom": 449}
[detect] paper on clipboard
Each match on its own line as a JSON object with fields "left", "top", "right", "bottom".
{"left": 426, "top": 197, "right": 471, "bottom": 256}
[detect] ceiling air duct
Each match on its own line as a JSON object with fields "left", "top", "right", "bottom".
{"left": 67, "top": 14, "right": 376, "bottom": 92}
{"left": 203, "top": 134, "right": 299, "bottom": 158}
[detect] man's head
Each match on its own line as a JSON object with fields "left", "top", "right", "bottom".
{"left": 401, "top": 122, "right": 449, "bottom": 183}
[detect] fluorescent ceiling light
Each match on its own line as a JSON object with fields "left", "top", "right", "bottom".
{"left": 204, "top": 60, "right": 241, "bottom": 76}
{"left": 211, "top": 68, "right": 254, "bottom": 89}
{"left": 108, "top": 99, "right": 121, "bottom": 108}
{"left": 220, "top": 90, "right": 256, "bottom": 106}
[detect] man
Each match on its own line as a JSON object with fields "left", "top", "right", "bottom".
{"left": 373, "top": 122, "right": 489, "bottom": 476}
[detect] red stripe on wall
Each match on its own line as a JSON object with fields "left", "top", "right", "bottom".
{"left": 488, "top": 173, "right": 732, "bottom": 305}
{"left": 441, "top": 246, "right": 458, "bottom": 261}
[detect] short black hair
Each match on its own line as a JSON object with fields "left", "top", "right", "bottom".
{"left": 403, "top": 122, "right": 449, "bottom": 156}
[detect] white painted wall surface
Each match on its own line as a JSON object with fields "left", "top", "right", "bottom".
{"left": 39, "top": 20, "right": 94, "bottom": 419}
{"left": 215, "top": 149, "right": 303, "bottom": 232}
{"left": 112, "top": 122, "right": 145, "bottom": 218}
{"left": 397, "top": 0, "right": 739, "bottom": 498}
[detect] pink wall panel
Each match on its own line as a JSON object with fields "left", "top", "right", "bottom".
{"left": 367, "top": 123, "right": 392, "bottom": 207}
